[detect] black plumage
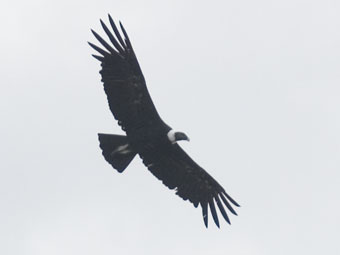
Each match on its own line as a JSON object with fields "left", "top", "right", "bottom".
{"left": 89, "top": 15, "right": 240, "bottom": 228}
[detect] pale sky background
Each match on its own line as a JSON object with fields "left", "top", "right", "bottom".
{"left": 1, "top": 0, "right": 339, "bottom": 254}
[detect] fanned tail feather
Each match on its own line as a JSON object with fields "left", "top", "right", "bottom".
{"left": 98, "top": 133, "right": 136, "bottom": 172}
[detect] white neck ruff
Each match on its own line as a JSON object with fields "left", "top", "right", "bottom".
{"left": 167, "top": 130, "right": 176, "bottom": 143}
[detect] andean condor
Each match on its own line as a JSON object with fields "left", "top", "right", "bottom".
{"left": 89, "top": 15, "right": 240, "bottom": 228}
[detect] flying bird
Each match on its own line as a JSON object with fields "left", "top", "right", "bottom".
{"left": 89, "top": 15, "right": 240, "bottom": 228}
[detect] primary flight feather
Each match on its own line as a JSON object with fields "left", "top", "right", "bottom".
{"left": 89, "top": 15, "right": 240, "bottom": 228}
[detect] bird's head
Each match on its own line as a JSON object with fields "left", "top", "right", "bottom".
{"left": 167, "top": 130, "right": 190, "bottom": 144}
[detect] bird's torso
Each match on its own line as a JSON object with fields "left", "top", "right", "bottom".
{"left": 125, "top": 118, "right": 172, "bottom": 155}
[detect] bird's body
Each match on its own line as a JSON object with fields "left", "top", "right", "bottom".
{"left": 89, "top": 15, "right": 240, "bottom": 228}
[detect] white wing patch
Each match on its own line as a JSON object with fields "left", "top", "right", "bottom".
{"left": 112, "top": 144, "right": 131, "bottom": 155}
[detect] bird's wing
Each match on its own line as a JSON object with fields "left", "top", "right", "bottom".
{"left": 89, "top": 15, "right": 161, "bottom": 133}
{"left": 141, "top": 143, "right": 240, "bottom": 228}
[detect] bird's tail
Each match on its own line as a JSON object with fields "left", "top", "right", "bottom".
{"left": 98, "top": 133, "right": 136, "bottom": 173}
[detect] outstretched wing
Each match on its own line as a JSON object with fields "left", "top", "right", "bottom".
{"left": 141, "top": 143, "right": 240, "bottom": 228}
{"left": 89, "top": 15, "right": 161, "bottom": 133}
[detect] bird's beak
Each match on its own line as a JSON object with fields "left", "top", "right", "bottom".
{"left": 176, "top": 132, "right": 190, "bottom": 142}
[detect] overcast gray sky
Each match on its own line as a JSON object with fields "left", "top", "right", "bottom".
{"left": 1, "top": 0, "right": 340, "bottom": 254}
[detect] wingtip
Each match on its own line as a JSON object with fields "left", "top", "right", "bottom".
{"left": 87, "top": 41, "right": 95, "bottom": 48}
{"left": 119, "top": 21, "right": 124, "bottom": 32}
{"left": 204, "top": 216, "right": 208, "bottom": 228}
{"left": 223, "top": 191, "right": 240, "bottom": 207}
{"left": 88, "top": 41, "right": 110, "bottom": 56}
{"left": 119, "top": 21, "right": 125, "bottom": 31}
{"left": 91, "top": 54, "right": 104, "bottom": 61}
{"left": 215, "top": 195, "right": 231, "bottom": 225}
{"left": 91, "top": 29, "right": 100, "bottom": 38}
{"left": 108, "top": 14, "right": 114, "bottom": 23}
{"left": 214, "top": 219, "right": 220, "bottom": 228}
{"left": 209, "top": 199, "right": 220, "bottom": 228}
{"left": 232, "top": 199, "right": 241, "bottom": 207}
{"left": 202, "top": 202, "right": 209, "bottom": 228}
{"left": 90, "top": 28, "right": 98, "bottom": 36}
{"left": 220, "top": 193, "right": 238, "bottom": 216}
